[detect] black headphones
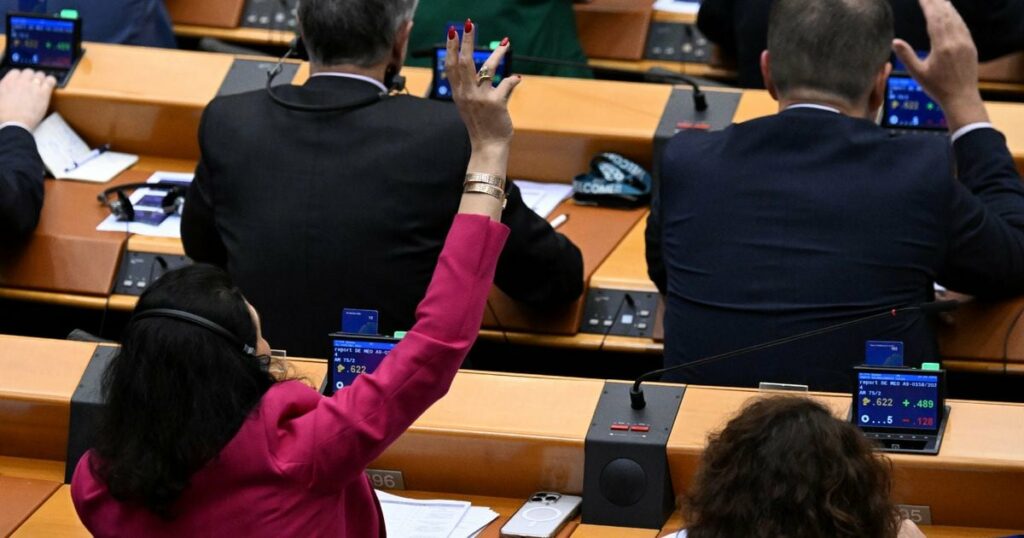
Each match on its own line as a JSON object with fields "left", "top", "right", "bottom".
{"left": 266, "top": 36, "right": 406, "bottom": 113}
{"left": 97, "top": 183, "right": 186, "bottom": 222}
{"left": 132, "top": 308, "right": 257, "bottom": 356}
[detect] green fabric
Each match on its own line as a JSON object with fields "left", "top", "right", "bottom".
{"left": 406, "top": 0, "right": 592, "bottom": 78}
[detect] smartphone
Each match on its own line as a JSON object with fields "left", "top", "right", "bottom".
{"left": 430, "top": 46, "right": 511, "bottom": 100}
{"left": 500, "top": 492, "right": 582, "bottom": 538}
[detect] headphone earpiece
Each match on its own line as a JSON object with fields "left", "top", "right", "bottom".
{"left": 113, "top": 190, "right": 134, "bottom": 221}
{"left": 98, "top": 183, "right": 186, "bottom": 222}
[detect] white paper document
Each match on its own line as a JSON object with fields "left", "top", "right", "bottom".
{"left": 96, "top": 171, "right": 194, "bottom": 238}
{"left": 653, "top": 0, "right": 702, "bottom": 14}
{"left": 376, "top": 490, "right": 471, "bottom": 538}
{"left": 515, "top": 180, "right": 574, "bottom": 219}
{"left": 452, "top": 507, "right": 500, "bottom": 538}
{"left": 34, "top": 113, "right": 138, "bottom": 182}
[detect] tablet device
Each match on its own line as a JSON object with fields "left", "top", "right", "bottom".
{"left": 323, "top": 333, "right": 400, "bottom": 396}
{"left": 430, "top": 46, "right": 510, "bottom": 100}
{"left": 881, "top": 75, "right": 947, "bottom": 133}
{"left": 1, "top": 13, "right": 82, "bottom": 88}
{"left": 853, "top": 366, "right": 948, "bottom": 454}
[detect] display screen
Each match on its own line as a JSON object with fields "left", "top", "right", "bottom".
{"left": 6, "top": 15, "right": 77, "bottom": 69}
{"left": 856, "top": 370, "right": 940, "bottom": 431}
{"left": 883, "top": 76, "right": 947, "bottom": 130}
{"left": 328, "top": 337, "right": 398, "bottom": 394}
{"left": 432, "top": 47, "right": 508, "bottom": 100}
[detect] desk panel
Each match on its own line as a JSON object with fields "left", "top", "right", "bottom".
{"left": 0, "top": 476, "right": 60, "bottom": 537}
{"left": 0, "top": 337, "right": 97, "bottom": 460}
{"left": 373, "top": 371, "right": 603, "bottom": 497}
{"left": 0, "top": 335, "right": 1022, "bottom": 528}
{"left": 666, "top": 386, "right": 1024, "bottom": 527}
{"left": 0, "top": 171, "right": 151, "bottom": 297}
{"left": 0, "top": 456, "right": 65, "bottom": 483}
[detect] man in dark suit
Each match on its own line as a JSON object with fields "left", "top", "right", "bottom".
{"left": 647, "top": 0, "right": 1024, "bottom": 391}
{"left": 0, "top": 69, "right": 55, "bottom": 240}
{"left": 698, "top": 0, "right": 1024, "bottom": 88}
{"left": 182, "top": 0, "right": 583, "bottom": 358}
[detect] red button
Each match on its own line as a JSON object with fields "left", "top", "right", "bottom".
{"left": 610, "top": 423, "right": 630, "bottom": 431}
{"left": 631, "top": 424, "right": 651, "bottom": 433}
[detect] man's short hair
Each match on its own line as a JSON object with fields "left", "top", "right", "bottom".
{"left": 767, "top": 0, "right": 894, "bottom": 103}
{"left": 299, "top": 0, "right": 419, "bottom": 67}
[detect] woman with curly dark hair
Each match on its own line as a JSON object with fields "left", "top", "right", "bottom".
{"left": 663, "top": 396, "right": 926, "bottom": 538}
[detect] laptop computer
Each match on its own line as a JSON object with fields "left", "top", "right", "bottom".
{"left": 0, "top": 13, "right": 83, "bottom": 88}
{"left": 853, "top": 366, "right": 949, "bottom": 455}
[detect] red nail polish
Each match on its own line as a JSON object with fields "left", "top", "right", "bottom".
{"left": 500, "top": 37, "right": 509, "bottom": 46}
{"left": 465, "top": 19, "right": 473, "bottom": 33}
{"left": 448, "top": 26, "right": 457, "bottom": 40}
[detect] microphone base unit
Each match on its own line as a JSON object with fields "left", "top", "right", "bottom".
{"left": 579, "top": 290, "right": 659, "bottom": 337}
{"left": 582, "top": 381, "right": 686, "bottom": 529}
{"left": 653, "top": 88, "right": 741, "bottom": 180}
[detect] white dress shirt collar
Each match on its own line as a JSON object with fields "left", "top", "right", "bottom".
{"left": 784, "top": 103, "right": 842, "bottom": 114}
{"left": 310, "top": 72, "right": 388, "bottom": 94}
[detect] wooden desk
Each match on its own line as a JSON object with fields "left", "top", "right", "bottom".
{"left": 0, "top": 336, "right": 326, "bottom": 462}
{"left": 2, "top": 40, "right": 1024, "bottom": 359}
{"left": 2, "top": 335, "right": 1021, "bottom": 528}
{"left": 0, "top": 476, "right": 60, "bottom": 537}
{"left": 9, "top": 35, "right": 672, "bottom": 183}
{"left": 11, "top": 481, "right": 1019, "bottom": 537}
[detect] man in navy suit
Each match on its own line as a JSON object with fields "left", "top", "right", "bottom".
{"left": 646, "top": 0, "right": 1024, "bottom": 391}
{"left": 0, "top": 68, "right": 55, "bottom": 241}
{"left": 698, "top": 0, "right": 1024, "bottom": 88}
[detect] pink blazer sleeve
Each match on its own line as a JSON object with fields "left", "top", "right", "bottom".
{"left": 262, "top": 214, "right": 510, "bottom": 490}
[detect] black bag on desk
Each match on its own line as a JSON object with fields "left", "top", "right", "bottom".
{"left": 572, "top": 153, "right": 652, "bottom": 208}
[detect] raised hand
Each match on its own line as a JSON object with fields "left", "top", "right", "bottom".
{"left": 445, "top": 20, "right": 521, "bottom": 165}
{"left": 892, "top": 0, "right": 988, "bottom": 131}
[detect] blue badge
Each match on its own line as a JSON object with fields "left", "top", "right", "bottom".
{"left": 865, "top": 341, "right": 904, "bottom": 367}
{"left": 341, "top": 308, "right": 379, "bottom": 335}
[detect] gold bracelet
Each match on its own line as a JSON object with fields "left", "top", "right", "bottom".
{"left": 464, "top": 172, "right": 506, "bottom": 191}
{"left": 463, "top": 183, "right": 507, "bottom": 206}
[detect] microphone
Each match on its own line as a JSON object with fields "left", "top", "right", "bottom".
{"left": 628, "top": 300, "right": 960, "bottom": 410}
{"left": 409, "top": 48, "right": 708, "bottom": 112}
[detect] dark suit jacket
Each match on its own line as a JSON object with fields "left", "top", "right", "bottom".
{"left": 0, "top": 125, "right": 45, "bottom": 240}
{"left": 182, "top": 76, "right": 583, "bottom": 358}
{"left": 698, "top": 0, "right": 1024, "bottom": 88}
{"left": 646, "top": 109, "right": 1024, "bottom": 391}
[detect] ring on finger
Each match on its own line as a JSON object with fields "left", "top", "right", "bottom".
{"left": 477, "top": 66, "right": 493, "bottom": 86}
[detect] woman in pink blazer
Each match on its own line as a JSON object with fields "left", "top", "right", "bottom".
{"left": 71, "top": 26, "right": 521, "bottom": 537}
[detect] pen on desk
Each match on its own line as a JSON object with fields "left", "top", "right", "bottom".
{"left": 550, "top": 214, "right": 569, "bottom": 229}
{"left": 64, "top": 143, "right": 111, "bottom": 173}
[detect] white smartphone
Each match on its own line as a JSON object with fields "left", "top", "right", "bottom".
{"left": 500, "top": 492, "right": 582, "bottom": 538}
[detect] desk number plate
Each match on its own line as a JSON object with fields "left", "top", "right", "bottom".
{"left": 897, "top": 505, "right": 932, "bottom": 525}
{"left": 366, "top": 469, "right": 405, "bottom": 490}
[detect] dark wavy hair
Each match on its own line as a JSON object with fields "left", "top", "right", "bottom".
{"left": 91, "top": 264, "right": 277, "bottom": 518}
{"left": 685, "top": 396, "right": 900, "bottom": 538}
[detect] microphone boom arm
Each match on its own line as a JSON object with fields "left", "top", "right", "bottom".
{"left": 629, "top": 301, "right": 958, "bottom": 409}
